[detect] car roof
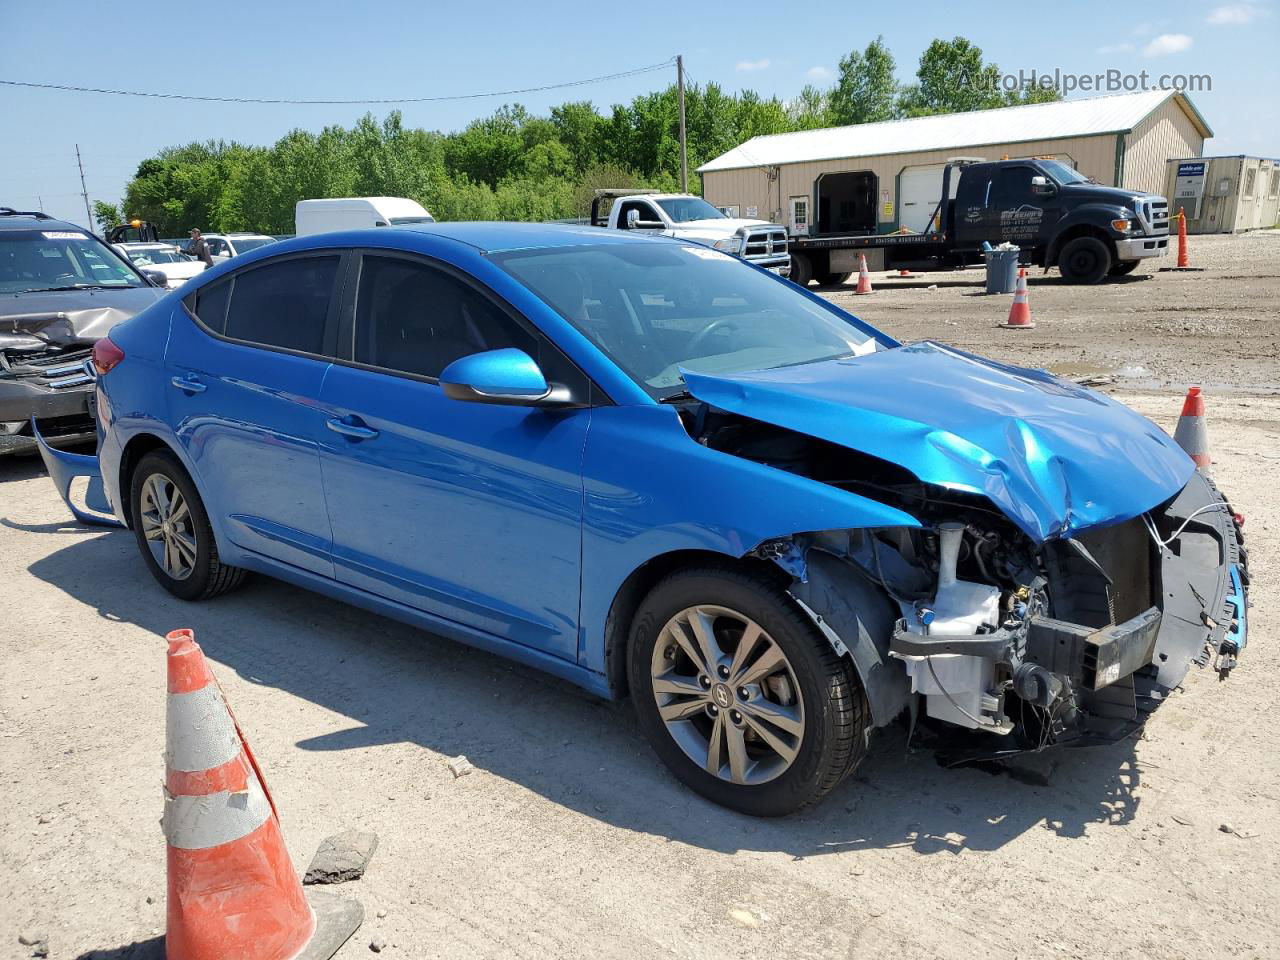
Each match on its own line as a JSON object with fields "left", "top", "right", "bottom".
{"left": 387, "top": 221, "right": 676, "bottom": 254}
{"left": 0, "top": 212, "right": 89, "bottom": 234}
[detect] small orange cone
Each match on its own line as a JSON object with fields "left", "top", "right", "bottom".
{"left": 855, "top": 254, "right": 873, "bottom": 295}
{"left": 999, "top": 268, "right": 1034, "bottom": 329}
{"left": 891, "top": 268, "right": 913, "bottom": 278}
{"left": 1173, "top": 386, "right": 1212, "bottom": 473}
{"left": 164, "top": 629, "right": 361, "bottom": 960}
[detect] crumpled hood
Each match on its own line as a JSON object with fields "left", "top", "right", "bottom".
{"left": 682, "top": 341, "right": 1194, "bottom": 542}
{"left": 0, "top": 287, "right": 164, "bottom": 346}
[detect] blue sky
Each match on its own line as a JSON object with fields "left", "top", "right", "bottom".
{"left": 3, "top": 0, "right": 1276, "bottom": 229}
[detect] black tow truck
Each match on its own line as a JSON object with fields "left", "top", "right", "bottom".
{"left": 789, "top": 158, "right": 1170, "bottom": 286}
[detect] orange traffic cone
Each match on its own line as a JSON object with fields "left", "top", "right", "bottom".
{"left": 889, "top": 268, "right": 913, "bottom": 278}
{"left": 1173, "top": 386, "right": 1212, "bottom": 472}
{"left": 999, "top": 268, "right": 1034, "bottom": 329}
{"left": 855, "top": 254, "right": 873, "bottom": 295}
{"left": 1160, "top": 208, "right": 1204, "bottom": 272}
{"left": 164, "top": 629, "right": 361, "bottom": 960}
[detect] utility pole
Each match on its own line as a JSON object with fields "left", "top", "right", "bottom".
{"left": 677, "top": 55, "right": 688, "bottom": 193}
{"left": 76, "top": 144, "right": 94, "bottom": 234}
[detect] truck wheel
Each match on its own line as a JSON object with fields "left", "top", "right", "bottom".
{"left": 628, "top": 565, "right": 870, "bottom": 816}
{"left": 818, "top": 272, "right": 853, "bottom": 286}
{"left": 1058, "top": 236, "right": 1112, "bottom": 284}
{"left": 1109, "top": 261, "right": 1141, "bottom": 276}
{"left": 790, "top": 254, "right": 813, "bottom": 286}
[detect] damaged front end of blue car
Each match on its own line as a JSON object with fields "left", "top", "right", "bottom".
{"left": 682, "top": 342, "right": 1250, "bottom": 751}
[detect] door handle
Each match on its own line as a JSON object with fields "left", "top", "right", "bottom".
{"left": 326, "top": 416, "right": 379, "bottom": 441}
{"left": 170, "top": 375, "right": 206, "bottom": 394}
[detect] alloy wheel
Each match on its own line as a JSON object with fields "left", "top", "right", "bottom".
{"left": 650, "top": 604, "right": 805, "bottom": 786}
{"left": 139, "top": 473, "right": 197, "bottom": 581}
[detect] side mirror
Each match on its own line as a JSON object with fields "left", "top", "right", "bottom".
{"left": 1030, "top": 175, "right": 1056, "bottom": 196}
{"left": 141, "top": 269, "right": 169, "bottom": 288}
{"left": 625, "top": 209, "right": 640, "bottom": 229}
{"left": 439, "top": 348, "right": 569, "bottom": 406}
{"left": 625, "top": 208, "right": 664, "bottom": 230}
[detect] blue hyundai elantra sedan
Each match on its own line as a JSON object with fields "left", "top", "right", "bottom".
{"left": 39, "top": 222, "right": 1247, "bottom": 815}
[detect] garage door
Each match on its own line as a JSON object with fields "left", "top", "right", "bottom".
{"left": 899, "top": 163, "right": 952, "bottom": 233}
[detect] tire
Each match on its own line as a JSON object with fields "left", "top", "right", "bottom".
{"left": 1109, "top": 260, "right": 1141, "bottom": 276}
{"left": 789, "top": 253, "right": 813, "bottom": 287}
{"left": 1057, "top": 236, "right": 1112, "bottom": 284}
{"left": 627, "top": 565, "right": 869, "bottom": 816}
{"left": 818, "top": 271, "right": 853, "bottom": 286}
{"left": 129, "top": 450, "right": 246, "bottom": 601}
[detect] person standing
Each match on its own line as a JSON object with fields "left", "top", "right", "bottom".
{"left": 184, "top": 228, "right": 213, "bottom": 269}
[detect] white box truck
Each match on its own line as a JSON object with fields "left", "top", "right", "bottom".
{"left": 295, "top": 197, "right": 435, "bottom": 236}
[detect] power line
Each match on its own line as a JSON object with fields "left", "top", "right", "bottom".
{"left": 0, "top": 60, "right": 676, "bottom": 106}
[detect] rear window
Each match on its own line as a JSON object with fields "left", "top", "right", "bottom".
{"left": 216, "top": 256, "right": 339, "bottom": 355}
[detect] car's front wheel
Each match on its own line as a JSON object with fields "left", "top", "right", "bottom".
{"left": 1058, "top": 236, "right": 1112, "bottom": 284}
{"left": 628, "top": 566, "right": 869, "bottom": 816}
{"left": 129, "top": 450, "right": 246, "bottom": 601}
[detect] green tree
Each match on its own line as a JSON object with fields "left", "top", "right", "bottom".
{"left": 830, "top": 37, "right": 899, "bottom": 125}
{"left": 898, "top": 37, "right": 1006, "bottom": 116}
{"left": 92, "top": 200, "right": 122, "bottom": 231}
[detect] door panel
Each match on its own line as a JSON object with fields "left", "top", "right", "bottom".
{"left": 317, "top": 364, "right": 588, "bottom": 660}
{"left": 166, "top": 311, "right": 335, "bottom": 576}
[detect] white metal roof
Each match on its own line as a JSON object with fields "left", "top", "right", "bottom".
{"left": 697, "top": 90, "right": 1210, "bottom": 173}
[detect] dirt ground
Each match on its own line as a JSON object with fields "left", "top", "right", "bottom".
{"left": 2, "top": 233, "right": 1278, "bottom": 960}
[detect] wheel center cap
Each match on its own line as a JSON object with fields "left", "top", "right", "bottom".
{"left": 711, "top": 683, "right": 733, "bottom": 709}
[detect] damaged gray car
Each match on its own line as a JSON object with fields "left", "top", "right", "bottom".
{"left": 1, "top": 209, "right": 164, "bottom": 454}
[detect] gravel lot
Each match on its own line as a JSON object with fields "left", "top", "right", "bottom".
{"left": 2, "top": 233, "right": 1277, "bottom": 960}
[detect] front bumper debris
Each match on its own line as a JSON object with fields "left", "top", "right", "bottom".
{"left": 32, "top": 419, "right": 122, "bottom": 528}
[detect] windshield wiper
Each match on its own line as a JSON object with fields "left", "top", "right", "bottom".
{"left": 19, "top": 283, "right": 136, "bottom": 293}
{"left": 658, "top": 389, "right": 695, "bottom": 404}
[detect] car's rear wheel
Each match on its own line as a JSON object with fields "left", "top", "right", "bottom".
{"left": 628, "top": 565, "right": 869, "bottom": 816}
{"left": 818, "top": 271, "right": 853, "bottom": 286}
{"left": 129, "top": 450, "right": 246, "bottom": 601}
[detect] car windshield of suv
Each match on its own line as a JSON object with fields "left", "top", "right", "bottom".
{"left": 655, "top": 197, "right": 727, "bottom": 223}
{"left": 231, "top": 237, "right": 275, "bottom": 253}
{"left": 495, "top": 242, "right": 878, "bottom": 398}
{"left": 0, "top": 229, "right": 145, "bottom": 293}
{"left": 1040, "top": 160, "right": 1090, "bottom": 185}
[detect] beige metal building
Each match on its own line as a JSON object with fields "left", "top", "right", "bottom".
{"left": 698, "top": 90, "right": 1211, "bottom": 238}
{"left": 1166, "top": 155, "right": 1280, "bottom": 233}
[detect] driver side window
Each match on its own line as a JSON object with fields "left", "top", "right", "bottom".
{"left": 618, "top": 201, "right": 661, "bottom": 228}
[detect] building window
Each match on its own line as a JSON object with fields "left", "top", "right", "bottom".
{"left": 790, "top": 196, "right": 809, "bottom": 235}
{"left": 1269, "top": 169, "right": 1280, "bottom": 199}
{"left": 1243, "top": 167, "right": 1256, "bottom": 198}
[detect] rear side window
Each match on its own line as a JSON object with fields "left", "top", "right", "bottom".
{"left": 353, "top": 256, "right": 537, "bottom": 379}
{"left": 193, "top": 279, "right": 231, "bottom": 333}
{"left": 223, "top": 256, "right": 339, "bottom": 355}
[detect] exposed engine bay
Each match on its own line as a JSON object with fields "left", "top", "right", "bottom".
{"left": 684, "top": 406, "right": 1250, "bottom": 751}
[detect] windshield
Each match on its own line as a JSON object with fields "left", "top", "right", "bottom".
{"left": 231, "top": 237, "right": 276, "bottom": 253}
{"left": 494, "top": 242, "right": 878, "bottom": 398}
{"left": 0, "top": 229, "right": 145, "bottom": 293}
{"left": 1040, "top": 160, "right": 1089, "bottom": 185}
{"left": 654, "top": 197, "right": 726, "bottom": 223}
{"left": 389, "top": 215, "right": 435, "bottom": 225}
{"left": 126, "top": 248, "right": 187, "bottom": 265}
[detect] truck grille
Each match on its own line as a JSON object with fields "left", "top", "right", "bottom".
{"left": 1138, "top": 198, "right": 1170, "bottom": 236}
{"left": 742, "top": 228, "right": 788, "bottom": 261}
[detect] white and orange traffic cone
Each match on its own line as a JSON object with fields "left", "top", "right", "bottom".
{"left": 855, "top": 254, "right": 873, "bottom": 295}
{"left": 999, "top": 268, "right": 1034, "bottom": 329}
{"left": 164, "top": 629, "right": 361, "bottom": 960}
{"left": 1160, "top": 208, "right": 1205, "bottom": 272}
{"left": 1173, "top": 386, "right": 1212, "bottom": 473}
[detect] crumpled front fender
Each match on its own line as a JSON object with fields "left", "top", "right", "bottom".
{"left": 32, "top": 420, "right": 123, "bottom": 528}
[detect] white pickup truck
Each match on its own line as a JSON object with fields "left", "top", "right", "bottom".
{"left": 590, "top": 190, "right": 790, "bottom": 276}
